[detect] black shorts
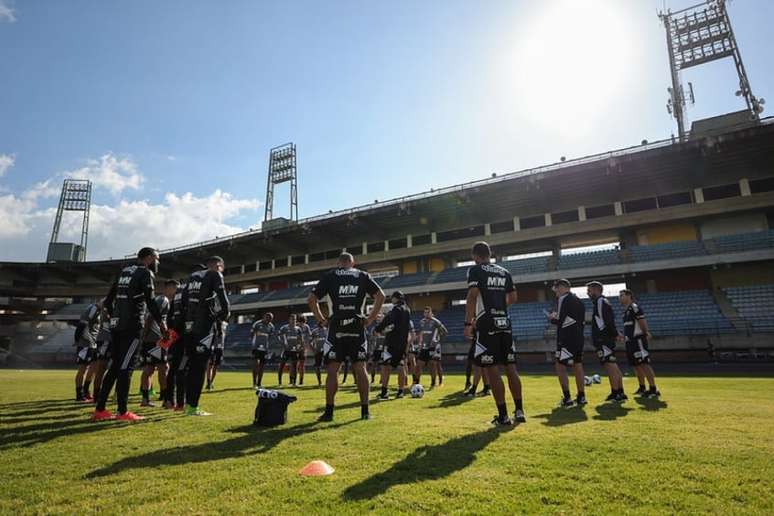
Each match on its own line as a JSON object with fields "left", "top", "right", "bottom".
{"left": 370, "top": 349, "right": 382, "bottom": 363}
{"left": 380, "top": 345, "right": 406, "bottom": 368}
{"left": 95, "top": 340, "right": 111, "bottom": 361}
{"left": 210, "top": 348, "right": 223, "bottom": 365}
{"left": 418, "top": 348, "right": 441, "bottom": 362}
{"left": 252, "top": 349, "right": 267, "bottom": 362}
{"left": 473, "top": 330, "right": 516, "bottom": 367}
{"left": 324, "top": 318, "right": 368, "bottom": 364}
{"left": 626, "top": 337, "right": 651, "bottom": 365}
{"left": 141, "top": 341, "right": 167, "bottom": 365}
{"left": 75, "top": 346, "right": 96, "bottom": 365}
{"left": 555, "top": 340, "right": 584, "bottom": 366}
{"left": 281, "top": 350, "right": 302, "bottom": 362}
{"left": 593, "top": 339, "right": 617, "bottom": 364}
{"left": 186, "top": 330, "right": 214, "bottom": 359}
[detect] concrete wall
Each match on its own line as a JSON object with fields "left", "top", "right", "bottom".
{"left": 700, "top": 213, "right": 769, "bottom": 239}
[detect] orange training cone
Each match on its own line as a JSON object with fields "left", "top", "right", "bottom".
{"left": 299, "top": 460, "right": 335, "bottom": 477}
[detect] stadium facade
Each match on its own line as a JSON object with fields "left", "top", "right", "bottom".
{"left": 2, "top": 118, "right": 774, "bottom": 366}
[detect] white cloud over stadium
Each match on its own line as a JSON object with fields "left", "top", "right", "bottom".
{"left": 0, "top": 153, "right": 260, "bottom": 261}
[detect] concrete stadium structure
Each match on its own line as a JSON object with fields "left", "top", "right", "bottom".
{"left": 3, "top": 118, "right": 774, "bottom": 367}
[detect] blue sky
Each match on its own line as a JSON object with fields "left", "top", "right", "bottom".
{"left": 0, "top": 0, "right": 772, "bottom": 261}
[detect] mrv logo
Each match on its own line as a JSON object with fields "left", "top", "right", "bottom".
{"left": 487, "top": 276, "right": 506, "bottom": 287}
{"left": 339, "top": 285, "right": 359, "bottom": 295}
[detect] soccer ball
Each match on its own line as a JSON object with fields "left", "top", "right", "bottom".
{"left": 592, "top": 374, "right": 602, "bottom": 384}
{"left": 584, "top": 376, "right": 593, "bottom": 386}
{"left": 410, "top": 384, "right": 425, "bottom": 398}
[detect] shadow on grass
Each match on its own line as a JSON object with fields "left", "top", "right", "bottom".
{"left": 429, "top": 391, "right": 477, "bottom": 409}
{"left": 302, "top": 399, "right": 365, "bottom": 414}
{"left": 342, "top": 427, "right": 506, "bottom": 500}
{"left": 635, "top": 396, "right": 668, "bottom": 411}
{"left": 592, "top": 403, "right": 634, "bottom": 421}
{"left": 86, "top": 418, "right": 357, "bottom": 478}
{"left": 533, "top": 406, "right": 589, "bottom": 427}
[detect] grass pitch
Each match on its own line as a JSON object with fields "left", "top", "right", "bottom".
{"left": 1, "top": 369, "right": 773, "bottom": 514}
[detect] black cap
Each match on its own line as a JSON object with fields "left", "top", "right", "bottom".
{"left": 391, "top": 290, "right": 405, "bottom": 301}
{"left": 586, "top": 281, "right": 603, "bottom": 289}
{"left": 553, "top": 278, "right": 571, "bottom": 288}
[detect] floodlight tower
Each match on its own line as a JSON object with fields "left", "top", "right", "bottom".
{"left": 47, "top": 179, "right": 92, "bottom": 262}
{"left": 264, "top": 143, "right": 298, "bottom": 223}
{"left": 659, "top": 0, "right": 765, "bottom": 141}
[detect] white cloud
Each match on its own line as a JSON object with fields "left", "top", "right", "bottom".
{"left": 0, "top": 154, "right": 14, "bottom": 177}
{"left": 0, "top": 0, "right": 15, "bottom": 23}
{"left": 0, "top": 186, "right": 260, "bottom": 261}
{"left": 65, "top": 154, "right": 143, "bottom": 195}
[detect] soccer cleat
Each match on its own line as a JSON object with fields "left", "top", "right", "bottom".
{"left": 646, "top": 388, "right": 661, "bottom": 399}
{"left": 317, "top": 412, "right": 334, "bottom": 422}
{"left": 174, "top": 405, "right": 185, "bottom": 411}
{"left": 80, "top": 396, "right": 94, "bottom": 403}
{"left": 139, "top": 399, "right": 156, "bottom": 407}
{"left": 560, "top": 397, "right": 575, "bottom": 409}
{"left": 480, "top": 387, "right": 491, "bottom": 397}
{"left": 634, "top": 385, "right": 647, "bottom": 396}
{"left": 116, "top": 412, "right": 145, "bottom": 422}
{"left": 614, "top": 392, "right": 628, "bottom": 403}
{"left": 491, "top": 415, "right": 512, "bottom": 426}
{"left": 514, "top": 410, "right": 527, "bottom": 423}
{"left": 91, "top": 409, "right": 115, "bottom": 421}
{"left": 605, "top": 393, "right": 617, "bottom": 402}
{"left": 464, "top": 389, "right": 476, "bottom": 397}
{"left": 185, "top": 406, "right": 211, "bottom": 416}
{"left": 162, "top": 401, "right": 175, "bottom": 410}
{"left": 377, "top": 393, "right": 389, "bottom": 401}
{"left": 361, "top": 413, "right": 372, "bottom": 421}
{"left": 395, "top": 390, "right": 405, "bottom": 399}
{"left": 576, "top": 395, "right": 588, "bottom": 406}
{"left": 205, "top": 384, "right": 212, "bottom": 391}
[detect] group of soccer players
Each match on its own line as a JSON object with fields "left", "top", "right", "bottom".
{"left": 74, "top": 248, "right": 231, "bottom": 420}
{"left": 74, "top": 241, "right": 660, "bottom": 426}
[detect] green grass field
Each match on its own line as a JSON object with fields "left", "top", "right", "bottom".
{"left": 1, "top": 369, "right": 773, "bottom": 514}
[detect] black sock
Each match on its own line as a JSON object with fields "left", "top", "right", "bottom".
{"left": 578, "top": 390, "right": 585, "bottom": 398}
{"left": 83, "top": 381, "right": 91, "bottom": 396}
{"left": 324, "top": 404, "right": 334, "bottom": 416}
{"left": 639, "top": 383, "right": 646, "bottom": 390}
{"left": 380, "top": 387, "right": 387, "bottom": 396}
{"left": 76, "top": 386, "right": 82, "bottom": 399}
{"left": 141, "top": 388, "right": 149, "bottom": 401}
{"left": 397, "top": 388, "right": 403, "bottom": 395}
{"left": 482, "top": 384, "right": 490, "bottom": 391}
{"left": 515, "top": 399, "right": 523, "bottom": 411}
{"left": 361, "top": 404, "right": 369, "bottom": 417}
{"left": 468, "top": 384, "right": 477, "bottom": 394}
{"left": 497, "top": 403, "right": 507, "bottom": 419}
{"left": 562, "top": 389, "right": 570, "bottom": 399}
{"left": 649, "top": 384, "right": 657, "bottom": 391}
{"left": 159, "top": 389, "right": 166, "bottom": 400}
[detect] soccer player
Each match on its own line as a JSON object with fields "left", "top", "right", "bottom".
{"left": 368, "top": 313, "right": 386, "bottom": 384}
{"left": 92, "top": 247, "right": 166, "bottom": 422}
{"left": 91, "top": 302, "right": 112, "bottom": 402}
{"left": 587, "top": 281, "right": 627, "bottom": 402}
{"left": 297, "top": 315, "right": 312, "bottom": 386}
{"left": 74, "top": 302, "right": 100, "bottom": 402}
{"left": 619, "top": 289, "right": 660, "bottom": 398}
{"left": 374, "top": 291, "right": 411, "bottom": 400}
{"left": 206, "top": 320, "right": 227, "bottom": 390}
{"left": 139, "top": 289, "right": 171, "bottom": 407}
{"left": 464, "top": 242, "right": 525, "bottom": 425}
{"left": 164, "top": 278, "right": 187, "bottom": 410}
{"left": 183, "top": 255, "right": 230, "bottom": 416}
{"left": 251, "top": 312, "right": 275, "bottom": 388}
{"left": 414, "top": 307, "right": 447, "bottom": 388}
{"left": 308, "top": 252, "right": 385, "bottom": 421}
{"left": 311, "top": 322, "right": 328, "bottom": 386}
{"left": 278, "top": 314, "right": 303, "bottom": 386}
{"left": 548, "top": 279, "right": 587, "bottom": 408}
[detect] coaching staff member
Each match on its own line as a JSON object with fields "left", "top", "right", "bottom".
{"left": 92, "top": 247, "right": 166, "bottom": 422}
{"left": 308, "top": 253, "right": 385, "bottom": 421}
{"left": 374, "top": 290, "right": 412, "bottom": 400}
{"left": 548, "top": 279, "right": 587, "bottom": 408}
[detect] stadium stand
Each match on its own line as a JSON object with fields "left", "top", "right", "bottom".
{"left": 557, "top": 249, "right": 621, "bottom": 270}
{"left": 502, "top": 256, "right": 551, "bottom": 276}
{"left": 723, "top": 285, "right": 774, "bottom": 332}
{"left": 628, "top": 240, "right": 707, "bottom": 262}
{"left": 381, "top": 272, "right": 432, "bottom": 289}
{"left": 712, "top": 229, "right": 774, "bottom": 254}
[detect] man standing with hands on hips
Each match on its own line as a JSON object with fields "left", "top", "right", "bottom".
{"left": 308, "top": 253, "right": 384, "bottom": 422}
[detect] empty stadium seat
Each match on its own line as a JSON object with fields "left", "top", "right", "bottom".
{"left": 711, "top": 230, "right": 774, "bottom": 254}
{"left": 629, "top": 240, "right": 706, "bottom": 262}
{"left": 557, "top": 249, "right": 620, "bottom": 270}
{"left": 723, "top": 284, "right": 774, "bottom": 333}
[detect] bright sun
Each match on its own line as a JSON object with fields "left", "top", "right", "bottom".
{"left": 509, "top": 0, "right": 642, "bottom": 134}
